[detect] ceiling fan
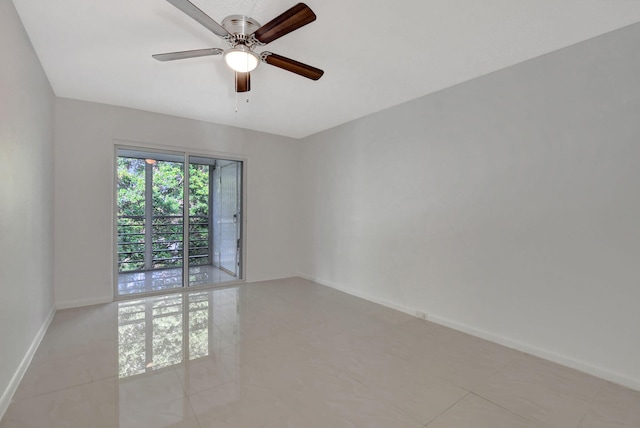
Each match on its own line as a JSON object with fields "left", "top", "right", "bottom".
{"left": 153, "top": 0, "right": 324, "bottom": 92}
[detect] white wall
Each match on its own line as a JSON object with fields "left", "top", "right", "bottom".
{"left": 4, "top": 0, "right": 639, "bottom": 400}
{"left": 299, "top": 23, "right": 640, "bottom": 390}
{"left": 0, "top": 0, "right": 56, "bottom": 416}
{"left": 54, "top": 99, "right": 301, "bottom": 308}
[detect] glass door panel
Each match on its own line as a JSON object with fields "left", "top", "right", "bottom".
{"left": 116, "top": 157, "right": 146, "bottom": 273}
{"left": 188, "top": 156, "right": 242, "bottom": 286}
{"left": 151, "top": 158, "right": 184, "bottom": 271}
{"left": 219, "top": 161, "right": 240, "bottom": 276}
{"left": 188, "top": 156, "right": 214, "bottom": 286}
{"left": 116, "top": 149, "right": 184, "bottom": 295}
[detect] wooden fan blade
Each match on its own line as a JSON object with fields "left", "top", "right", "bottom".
{"left": 262, "top": 52, "right": 324, "bottom": 80}
{"left": 252, "top": 3, "right": 316, "bottom": 45}
{"left": 152, "top": 48, "right": 223, "bottom": 61}
{"left": 166, "top": 0, "right": 230, "bottom": 38}
{"left": 236, "top": 72, "right": 251, "bottom": 92}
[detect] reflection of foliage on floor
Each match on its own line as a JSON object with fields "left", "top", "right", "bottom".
{"left": 116, "top": 290, "right": 239, "bottom": 379}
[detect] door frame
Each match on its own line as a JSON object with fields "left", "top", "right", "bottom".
{"left": 113, "top": 140, "right": 247, "bottom": 300}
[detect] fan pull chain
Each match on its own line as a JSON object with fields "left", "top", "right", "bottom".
{"left": 235, "top": 93, "right": 250, "bottom": 112}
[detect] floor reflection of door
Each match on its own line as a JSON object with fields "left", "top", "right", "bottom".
{"left": 117, "top": 288, "right": 240, "bottom": 378}
{"left": 116, "top": 288, "right": 241, "bottom": 426}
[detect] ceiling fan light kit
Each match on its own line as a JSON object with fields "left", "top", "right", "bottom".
{"left": 153, "top": 0, "right": 324, "bottom": 92}
{"left": 224, "top": 44, "right": 259, "bottom": 73}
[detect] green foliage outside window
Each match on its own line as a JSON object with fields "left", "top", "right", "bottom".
{"left": 117, "top": 157, "right": 211, "bottom": 272}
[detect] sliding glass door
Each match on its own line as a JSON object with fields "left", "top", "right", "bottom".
{"left": 116, "top": 148, "right": 243, "bottom": 296}
{"left": 213, "top": 160, "right": 241, "bottom": 277}
{"left": 187, "top": 156, "right": 242, "bottom": 286}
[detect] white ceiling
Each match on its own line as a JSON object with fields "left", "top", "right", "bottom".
{"left": 12, "top": 0, "right": 640, "bottom": 138}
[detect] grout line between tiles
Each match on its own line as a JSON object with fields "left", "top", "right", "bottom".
{"left": 468, "top": 391, "right": 540, "bottom": 425}
{"left": 184, "top": 389, "right": 204, "bottom": 428}
{"left": 423, "top": 391, "right": 472, "bottom": 427}
{"left": 10, "top": 375, "right": 119, "bottom": 403}
{"left": 575, "top": 380, "right": 605, "bottom": 428}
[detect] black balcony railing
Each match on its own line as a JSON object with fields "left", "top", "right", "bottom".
{"left": 117, "top": 215, "right": 210, "bottom": 272}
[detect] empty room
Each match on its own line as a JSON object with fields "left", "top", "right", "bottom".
{"left": 1, "top": 0, "right": 639, "bottom": 426}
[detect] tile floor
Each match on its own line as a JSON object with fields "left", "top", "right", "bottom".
{"left": 118, "top": 265, "right": 237, "bottom": 295}
{"left": 2, "top": 277, "right": 639, "bottom": 427}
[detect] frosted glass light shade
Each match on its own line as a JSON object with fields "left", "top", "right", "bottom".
{"left": 224, "top": 46, "right": 259, "bottom": 73}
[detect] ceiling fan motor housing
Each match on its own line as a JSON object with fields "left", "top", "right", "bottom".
{"left": 222, "top": 15, "right": 261, "bottom": 47}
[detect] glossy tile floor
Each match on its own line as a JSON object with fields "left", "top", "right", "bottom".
{"left": 2, "top": 277, "right": 639, "bottom": 427}
{"left": 118, "top": 265, "right": 237, "bottom": 295}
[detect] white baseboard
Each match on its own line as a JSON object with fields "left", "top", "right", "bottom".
{"left": 297, "top": 273, "right": 640, "bottom": 392}
{"left": 0, "top": 305, "right": 56, "bottom": 420}
{"left": 425, "top": 314, "right": 640, "bottom": 392}
{"left": 56, "top": 296, "right": 112, "bottom": 310}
